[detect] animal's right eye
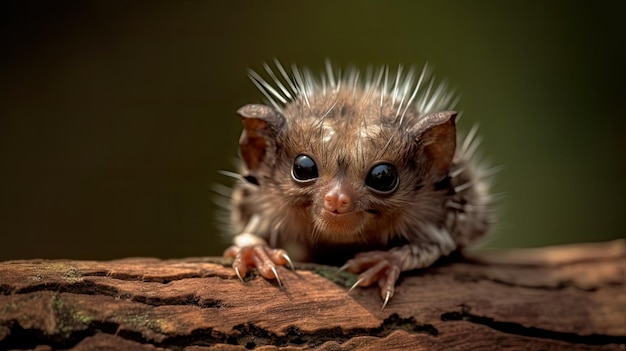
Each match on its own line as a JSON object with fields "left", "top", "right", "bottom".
{"left": 292, "top": 154, "right": 319, "bottom": 182}
{"left": 365, "top": 162, "right": 399, "bottom": 194}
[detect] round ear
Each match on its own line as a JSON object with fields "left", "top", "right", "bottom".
{"left": 237, "top": 104, "right": 286, "bottom": 179}
{"left": 414, "top": 111, "right": 457, "bottom": 182}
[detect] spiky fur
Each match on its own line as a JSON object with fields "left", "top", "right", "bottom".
{"left": 217, "top": 60, "right": 495, "bottom": 265}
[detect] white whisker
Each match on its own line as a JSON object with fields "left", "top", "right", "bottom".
{"left": 325, "top": 59, "right": 336, "bottom": 88}
{"left": 211, "top": 183, "right": 232, "bottom": 197}
{"left": 380, "top": 65, "right": 389, "bottom": 109}
{"left": 449, "top": 165, "right": 467, "bottom": 178}
{"left": 274, "top": 58, "right": 298, "bottom": 96}
{"left": 263, "top": 62, "right": 292, "bottom": 100}
{"left": 461, "top": 124, "right": 480, "bottom": 154}
{"left": 218, "top": 170, "right": 244, "bottom": 181}
{"left": 291, "top": 64, "right": 311, "bottom": 110}
{"left": 391, "top": 64, "right": 404, "bottom": 104}
{"left": 464, "top": 135, "right": 483, "bottom": 160}
{"left": 454, "top": 182, "right": 473, "bottom": 193}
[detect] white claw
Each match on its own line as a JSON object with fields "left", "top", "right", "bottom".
{"left": 336, "top": 263, "right": 350, "bottom": 274}
{"left": 282, "top": 253, "right": 295, "bottom": 271}
{"left": 381, "top": 291, "right": 391, "bottom": 311}
{"left": 349, "top": 277, "right": 365, "bottom": 292}
{"left": 270, "top": 266, "right": 283, "bottom": 287}
{"left": 234, "top": 266, "right": 244, "bottom": 283}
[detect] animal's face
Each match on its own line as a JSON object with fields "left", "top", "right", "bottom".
{"left": 238, "top": 87, "right": 457, "bottom": 245}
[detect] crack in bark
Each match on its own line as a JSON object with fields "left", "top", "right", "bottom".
{"left": 0, "top": 321, "right": 120, "bottom": 350}
{"left": 94, "top": 272, "right": 234, "bottom": 284}
{"left": 0, "top": 268, "right": 234, "bottom": 297}
{"left": 80, "top": 270, "right": 234, "bottom": 284}
{"left": 9, "top": 282, "right": 224, "bottom": 309}
{"left": 0, "top": 285, "right": 12, "bottom": 296}
{"left": 440, "top": 305, "right": 626, "bottom": 346}
{"left": 0, "top": 313, "right": 437, "bottom": 350}
{"left": 130, "top": 294, "right": 224, "bottom": 308}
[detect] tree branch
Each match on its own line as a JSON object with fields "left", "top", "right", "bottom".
{"left": 0, "top": 240, "right": 624, "bottom": 350}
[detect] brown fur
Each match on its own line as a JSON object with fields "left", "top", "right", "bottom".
{"left": 228, "top": 71, "right": 494, "bottom": 265}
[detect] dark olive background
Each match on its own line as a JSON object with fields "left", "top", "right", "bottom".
{"left": 1, "top": 1, "right": 624, "bottom": 260}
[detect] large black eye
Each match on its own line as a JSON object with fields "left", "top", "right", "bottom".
{"left": 292, "top": 154, "right": 319, "bottom": 182}
{"left": 365, "top": 163, "right": 399, "bottom": 193}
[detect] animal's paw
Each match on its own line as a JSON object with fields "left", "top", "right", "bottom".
{"left": 223, "top": 234, "right": 293, "bottom": 286}
{"left": 340, "top": 248, "right": 407, "bottom": 309}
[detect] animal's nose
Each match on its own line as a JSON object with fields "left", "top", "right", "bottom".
{"left": 324, "top": 181, "right": 355, "bottom": 214}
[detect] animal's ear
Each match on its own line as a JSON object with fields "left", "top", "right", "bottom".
{"left": 414, "top": 111, "right": 457, "bottom": 182}
{"left": 237, "top": 104, "right": 286, "bottom": 177}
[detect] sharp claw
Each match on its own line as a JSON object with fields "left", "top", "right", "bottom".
{"left": 270, "top": 266, "right": 283, "bottom": 287}
{"left": 349, "top": 277, "right": 364, "bottom": 292}
{"left": 234, "top": 266, "right": 244, "bottom": 282}
{"left": 282, "top": 253, "right": 295, "bottom": 271}
{"left": 380, "top": 290, "right": 391, "bottom": 311}
{"left": 335, "top": 263, "right": 350, "bottom": 276}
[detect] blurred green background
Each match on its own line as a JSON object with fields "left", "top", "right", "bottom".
{"left": 1, "top": 1, "right": 624, "bottom": 261}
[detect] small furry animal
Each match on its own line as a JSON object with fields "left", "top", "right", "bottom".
{"left": 217, "top": 60, "right": 495, "bottom": 308}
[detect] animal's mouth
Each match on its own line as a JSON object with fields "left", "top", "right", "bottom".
{"left": 314, "top": 209, "right": 370, "bottom": 242}
{"left": 320, "top": 208, "right": 359, "bottom": 220}
{"left": 323, "top": 208, "right": 351, "bottom": 216}
{"left": 321, "top": 208, "right": 380, "bottom": 217}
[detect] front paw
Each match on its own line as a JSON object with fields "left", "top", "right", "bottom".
{"left": 224, "top": 240, "right": 293, "bottom": 286}
{"left": 341, "top": 248, "right": 408, "bottom": 309}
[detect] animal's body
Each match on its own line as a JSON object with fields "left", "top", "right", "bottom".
{"left": 219, "top": 61, "right": 495, "bottom": 307}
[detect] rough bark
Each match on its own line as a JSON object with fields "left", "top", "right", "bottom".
{"left": 0, "top": 240, "right": 624, "bottom": 350}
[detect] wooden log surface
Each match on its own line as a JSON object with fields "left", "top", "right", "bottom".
{"left": 0, "top": 240, "right": 624, "bottom": 350}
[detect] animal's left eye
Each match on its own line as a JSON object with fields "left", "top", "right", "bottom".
{"left": 292, "top": 154, "right": 319, "bottom": 182}
{"left": 365, "top": 163, "right": 399, "bottom": 194}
